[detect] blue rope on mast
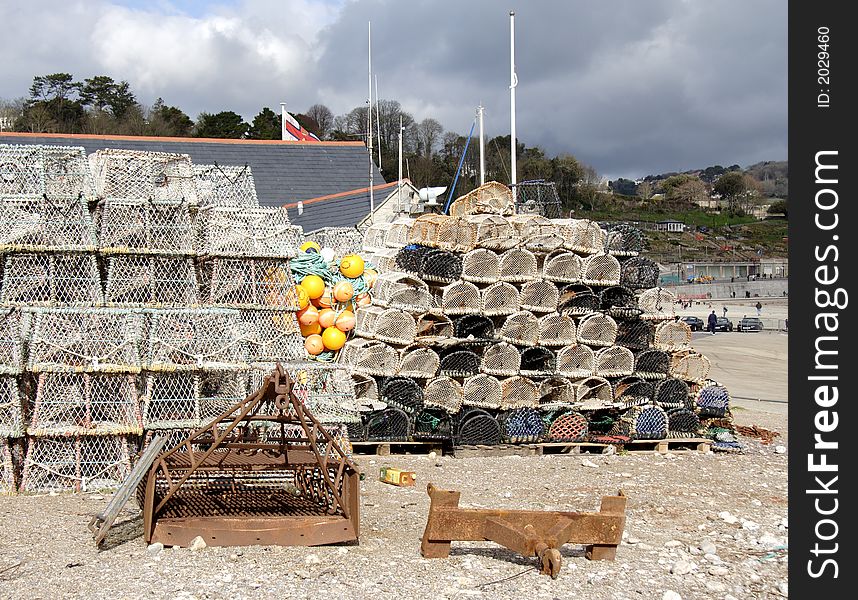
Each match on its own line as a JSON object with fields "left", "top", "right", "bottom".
{"left": 444, "top": 117, "right": 477, "bottom": 214}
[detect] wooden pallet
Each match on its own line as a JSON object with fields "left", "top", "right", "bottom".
{"left": 449, "top": 444, "right": 541, "bottom": 458}
{"left": 351, "top": 441, "right": 446, "bottom": 456}
{"left": 539, "top": 438, "right": 712, "bottom": 455}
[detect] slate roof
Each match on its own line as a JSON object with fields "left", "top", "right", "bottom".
{"left": 0, "top": 132, "right": 384, "bottom": 206}
{"left": 285, "top": 181, "right": 400, "bottom": 231}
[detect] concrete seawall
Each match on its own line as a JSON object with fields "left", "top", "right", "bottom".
{"left": 664, "top": 279, "right": 788, "bottom": 299}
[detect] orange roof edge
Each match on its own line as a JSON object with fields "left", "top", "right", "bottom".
{"left": 283, "top": 180, "right": 401, "bottom": 209}
{"left": 0, "top": 131, "right": 365, "bottom": 147}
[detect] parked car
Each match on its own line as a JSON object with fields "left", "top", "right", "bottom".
{"left": 714, "top": 317, "right": 733, "bottom": 332}
{"left": 737, "top": 317, "right": 764, "bottom": 332}
{"left": 681, "top": 316, "right": 705, "bottom": 331}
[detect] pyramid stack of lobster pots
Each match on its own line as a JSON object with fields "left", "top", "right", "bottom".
{"left": 351, "top": 181, "right": 737, "bottom": 451}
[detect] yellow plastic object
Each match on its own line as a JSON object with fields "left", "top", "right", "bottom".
{"left": 300, "top": 274, "right": 325, "bottom": 299}
{"left": 340, "top": 254, "right": 366, "bottom": 278}
{"left": 321, "top": 326, "right": 347, "bottom": 351}
{"left": 300, "top": 241, "right": 321, "bottom": 253}
{"left": 379, "top": 467, "right": 416, "bottom": 487}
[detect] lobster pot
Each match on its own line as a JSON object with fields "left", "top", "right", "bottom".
{"left": 198, "top": 370, "right": 249, "bottom": 421}
{"left": 558, "top": 284, "right": 601, "bottom": 316}
{"left": 613, "top": 377, "right": 654, "bottom": 408}
{"left": 481, "top": 282, "right": 520, "bottom": 316}
{"left": 355, "top": 305, "right": 383, "bottom": 339}
{"left": 305, "top": 227, "right": 364, "bottom": 258}
{"left": 0, "top": 376, "right": 23, "bottom": 437}
{"left": 455, "top": 408, "right": 502, "bottom": 445}
{"left": 366, "top": 407, "right": 411, "bottom": 441}
{"left": 519, "top": 347, "right": 556, "bottom": 377}
{"left": 407, "top": 214, "right": 444, "bottom": 248}
{"left": 498, "top": 248, "right": 538, "bottom": 283}
{"left": 142, "top": 372, "right": 201, "bottom": 430}
{"left": 413, "top": 408, "right": 453, "bottom": 441}
{"left": 638, "top": 288, "right": 676, "bottom": 320}
{"left": 96, "top": 199, "right": 193, "bottom": 255}
{"left": 409, "top": 214, "right": 477, "bottom": 253}
{"left": 371, "top": 308, "right": 417, "bottom": 346}
{"left": 507, "top": 215, "right": 563, "bottom": 252}
{"left": 464, "top": 214, "right": 518, "bottom": 250}
{"left": 539, "top": 377, "right": 577, "bottom": 410}
{"left": 421, "top": 249, "right": 463, "bottom": 283}
{"left": 439, "top": 345, "right": 482, "bottom": 377}
{"left": 498, "top": 311, "right": 539, "bottom": 346}
{"left": 501, "top": 407, "right": 544, "bottom": 443}
{"left": 654, "top": 378, "right": 691, "bottom": 410}
{"left": 542, "top": 250, "right": 583, "bottom": 284}
{"left": 104, "top": 255, "right": 198, "bottom": 307}
{"left": 362, "top": 223, "right": 389, "bottom": 253}
{"left": 513, "top": 180, "right": 563, "bottom": 219}
{"left": 1, "top": 253, "right": 103, "bottom": 306}
{"left": 625, "top": 405, "right": 668, "bottom": 440}
{"left": 1, "top": 195, "right": 96, "bottom": 253}
{"left": 239, "top": 309, "right": 303, "bottom": 362}
{"left": 382, "top": 219, "right": 415, "bottom": 249}
{"left": 398, "top": 345, "right": 440, "bottom": 379}
{"left": 667, "top": 408, "right": 701, "bottom": 437}
{"left": 352, "top": 374, "right": 382, "bottom": 412}
{"left": 199, "top": 258, "right": 298, "bottom": 310}
{"left": 373, "top": 272, "right": 432, "bottom": 313}
{"left": 571, "top": 376, "right": 613, "bottom": 410}
{"left": 670, "top": 350, "right": 711, "bottom": 383}
{"left": 546, "top": 412, "right": 588, "bottom": 442}
{"left": 415, "top": 313, "right": 454, "bottom": 341}
{"left": 1, "top": 438, "right": 15, "bottom": 494}
{"left": 595, "top": 346, "right": 634, "bottom": 377}
{"left": 557, "top": 219, "right": 606, "bottom": 255}
{"left": 605, "top": 224, "right": 643, "bottom": 257}
{"left": 538, "top": 313, "right": 577, "bottom": 347}
{"left": 654, "top": 320, "right": 692, "bottom": 351}
{"left": 193, "top": 163, "right": 259, "bottom": 209}
{"left": 393, "top": 245, "right": 430, "bottom": 274}
{"left": 556, "top": 345, "right": 595, "bottom": 378}
{"left": 500, "top": 376, "right": 539, "bottom": 410}
{"left": 0, "top": 309, "right": 25, "bottom": 375}
{"left": 21, "top": 434, "right": 133, "bottom": 493}
{"left": 620, "top": 257, "right": 660, "bottom": 290}
{"left": 282, "top": 363, "right": 360, "bottom": 424}
{"left": 695, "top": 383, "right": 731, "bottom": 417}
{"left": 448, "top": 181, "right": 514, "bottom": 217}
{"left": 461, "top": 249, "right": 500, "bottom": 283}
{"left": 462, "top": 374, "right": 502, "bottom": 409}
{"left": 28, "top": 308, "right": 145, "bottom": 373}
{"left": 340, "top": 339, "right": 400, "bottom": 376}
{"left": 581, "top": 254, "right": 621, "bottom": 286}
{"left": 616, "top": 319, "right": 655, "bottom": 351}
{"left": 0, "top": 143, "right": 94, "bottom": 200}
{"left": 423, "top": 376, "right": 464, "bottom": 414}
{"left": 195, "top": 206, "right": 300, "bottom": 258}
{"left": 146, "top": 309, "right": 247, "bottom": 371}
{"left": 576, "top": 313, "right": 618, "bottom": 347}
{"left": 29, "top": 373, "right": 142, "bottom": 436}
{"left": 634, "top": 349, "right": 671, "bottom": 379}
{"left": 453, "top": 315, "right": 495, "bottom": 342}
{"left": 519, "top": 281, "right": 559, "bottom": 314}
{"left": 481, "top": 343, "right": 521, "bottom": 377}
{"left": 600, "top": 286, "right": 642, "bottom": 319}
{"left": 438, "top": 280, "right": 481, "bottom": 315}
{"left": 368, "top": 248, "right": 399, "bottom": 274}
{"left": 380, "top": 375, "right": 424, "bottom": 414}
{"left": 90, "top": 148, "right": 196, "bottom": 203}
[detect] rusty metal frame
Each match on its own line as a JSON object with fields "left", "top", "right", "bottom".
{"left": 140, "top": 364, "right": 360, "bottom": 547}
{"left": 421, "top": 483, "right": 626, "bottom": 578}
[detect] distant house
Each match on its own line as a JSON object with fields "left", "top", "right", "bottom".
{"left": 655, "top": 219, "right": 686, "bottom": 233}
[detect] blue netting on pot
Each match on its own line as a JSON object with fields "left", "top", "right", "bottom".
{"left": 695, "top": 383, "right": 731, "bottom": 417}
{"left": 501, "top": 407, "right": 544, "bottom": 443}
{"left": 627, "top": 405, "right": 668, "bottom": 440}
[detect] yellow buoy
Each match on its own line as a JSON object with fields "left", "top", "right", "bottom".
{"left": 339, "top": 254, "right": 365, "bottom": 279}
{"left": 299, "top": 274, "right": 325, "bottom": 299}
{"left": 322, "top": 326, "right": 347, "bottom": 351}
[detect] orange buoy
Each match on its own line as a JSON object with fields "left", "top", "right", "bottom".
{"left": 318, "top": 308, "right": 336, "bottom": 329}
{"left": 321, "top": 326, "right": 347, "bottom": 351}
{"left": 297, "top": 305, "right": 319, "bottom": 326}
{"left": 317, "top": 287, "right": 335, "bottom": 308}
{"left": 304, "top": 334, "right": 325, "bottom": 355}
{"left": 299, "top": 274, "right": 326, "bottom": 299}
{"left": 355, "top": 292, "right": 372, "bottom": 307}
{"left": 363, "top": 268, "right": 378, "bottom": 289}
{"left": 333, "top": 280, "right": 354, "bottom": 303}
{"left": 334, "top": 310, "right": 355, "bottom": 332}
{"left": 299, "top": 321, "right": 322, "bottom": 337}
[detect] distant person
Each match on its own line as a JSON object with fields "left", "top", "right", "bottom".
{"left": 722, "top": 306, "right": 728, "bottom": 318}
{"left": 746, "top": 291, "right": 751, "bottom": 299}
{"left": 707, "top": 310, "right": 718, "bottom": 335}
{"left": 756, "top": 301, "right": 763, "bottom": 316}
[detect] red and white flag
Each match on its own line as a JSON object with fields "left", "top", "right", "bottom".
{"left": 281, "top": 105, "right": 320, "bottom": 141}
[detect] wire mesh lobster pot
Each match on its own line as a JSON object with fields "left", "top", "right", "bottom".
{"left": 454, "top": 407, "right": 502, "bottom": 445}
{"left": 381, "top": 219, "right": 415, "bottom": 249}
{"left": 281, "top": 362, "right": 360, "bottom": 424}
{"left": 453, "top": 315, "right": 495, "bottom": 342}
{"left": 498, "top": 248, "right": 538, "bottom": 283}
{"left": 197, "top": 369, "right": 250, "bottom": 421}
{"left": 1, "top": 143, "right": 94, "bottom": 200}
{"left": 638, "top": 288, "right": 677, "bottom": 320}
{"left": 20, "top": 434, "right": 133, "bottom": 493}
{"left": 423, "top": 376, "right": 464, "bottom": 414}
{"left": 398, "top": 345, "right": 440, "bottom": 379}
{"left": 1, "top": 253, "right": 103, "bottom": 306}
{"left": 500, "top": 376, "right": 539, "bottom": 410}
{"left": 448, "top": 181, "right": 514, "bottom": 217}
{"left": 654, "top": 378, "right": 691, "bottom": 410}
{"left": 96, "top": 199, "right": 193, "bottom": 255}
{"left": 654, "top": 320, "right": 692, "bottom": 351}
{"left": 667, "top": 408, "right": 701, "bottom": 437}
{"left": 366, "top": 307, "right": 417, "bottom": 346}
{"left": 438, "top": 345, "right": 482, "bottom": 377}
{"left": 634, "top": 349, "right": 671, "bottom": 379}
{"left": 371, "top": 247, "right": 401, "bottom": 273}
{"left": 90, "top": 148, "right": 197, "bottom": 203}
{"left": 695, "top": 382, "right": 731, "bottom": 417}
{"left": 581, "top": 254, "right": 621, "bottom": 286}
{"left": 392, "top": 245, "right": 428, "bottom": 275}
{"left": 0, "top": 309, "right": 25, "bottom": 375}
{"left": 104, "top": 255, "right": 198, "bottom": 307}
{"left": 464, "top": 214, "right": 518, "bottom": 250}
{"left": 192, "top": 163, "right": 259, "bottom": 208}
{"left": 380, "top": 375, "right": 424, "bottom": 415}
{"left": 670, "top": 350, "right": 711, "bottom": 383}
{"left": 413, "top": 408, "right": 453, "bottom": 441}
{"left": 537, "top": 313, "right": 577, "bottom": 347}
{"left": 28, "top": 308, "right": 145, "bottom": 373}
{"left": 362, "top": 222, "right": 389, "bottom": 253}
{"left": 613, "top": 377, "right": 655, "bottom": 408}
{"left": 600, "top": 286, "right": 642, "bottom": 319}
{"left": 305, "top": 226, "right": 364, "bottom": 257}
{"left": 619, "top": 257, "right": 659, "bottom": 290}
{"left": 339, "top": 339, "right": 400, "bottom": 377}
{"left": 542, "top": 250, "right": 583, "bottom": 284}
{"left": 624, "top": 405, "right": 668, "bottom": 440}
{"left": 0, "top": 376, "right": 24, "bottom": 438}
{"left": 576, "top": 313, "right": 618, "bottom": 347}
{"left": 195, "top": 206, "right": 300, "bottom": 258}
{"left": 480, "top": 342, "right": 521, "bottom": 377}
{"left": 145, "top": 308, "right": 247, "bottom": 371}
{"left": 558, "top": 284, "right": 601, "bottom": 316}
{"left": 421, "top": 249, "right": 464, "bottom": 283}
{"left": 557, "top": 219, "right": 606, "bottom": 255}
{"left": 571, "top": 376, "right": 614, "bottom": 410}
{"left": 1, "top": 195, "right": 96, "bottom": 252}
{"left": 500, "top": 407, "right": 544, "bottom": 443}
{"left": 437, "top": 280, "right": 481, "bottom": 315}
{"left": 1, "top": 438, "right": 16, "bottom": 494}
{"left": 513, "top": 180, "right": 563, "bottom": 219}
{"left": 605, "top": 224, "right": 643, "bottom": 257}
{"left": 506, "top": 214, "right": 563, "bottom": 252}
{"left": 408, "top": 214, "right": 476, "bottom": 253}
{"left": 366, "top": 407, "right": 412, "bottom": 441}
{"left": 199, "top": 258, "right": 298, "bottom": 309}
{"left": 519, "top": 280, "right": 559, "bottom": 313}
{"left": 142, "top": 372, "right": 201, "bottom": 430}
{"left": 615, "top": 319, "right": 655, "bottom": 350}
{"left": 556, "top": 345, "right": 595, "bottom": 378}
{"left": 462, "top": 374, "right": 502, "bottom": 409}
{"left": 545, "top": 411, "right": 588, "bottom": 442}
{"left": 594, "top": 346, "right": 634, "bottom": 377}
{"left": 519, "top": 347, "right": 556, "bottom": 377}
{"left": 481, "top": 282, "right": 520, "bottom": 317}
{"left": 415, "top": 313, "right": 454, "bottom": 342}
{"left": 538, "top": 377, "right": 577, "bottom": 410}
{"left": 352, "top": 373, "right": 383, "bottom": 414}
{"left": 238, "top": 309, "right": 304, "bottom": 362}
{"left": 498, "top": 311, "right": 539, "bottom": 346}
{"left": 461, "top": 248, "right": 500, "bottom": 283}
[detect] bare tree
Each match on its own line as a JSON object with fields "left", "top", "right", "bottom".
{"left": 417, "top": 118, "right": 443, "bottom": 157}
{"left": 636, "top": 180, "right": 653, "bottom": 200}
{"left": 0, "top": 97, "right": 26, "bottom": 131}
{"left": 306, "top": 104, "right": 334, "bottom": 139}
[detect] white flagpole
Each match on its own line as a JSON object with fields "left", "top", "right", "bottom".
{"left": 375, "top": 75, "right": 383, "bottom": 172}
{"left": 368, "top": 21, "right": 374, "bottom": 219}
{"left": 398, "top": 114, "right": 404, "bottom": 213}
{"left": 478, "top": 103, "right": 485, "bottom": 186}
{"left": 280, "top": 102, "right": 287, "bottom": 140}
{"left": 509, "top": 11, "right": 517, "bottom": 192}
